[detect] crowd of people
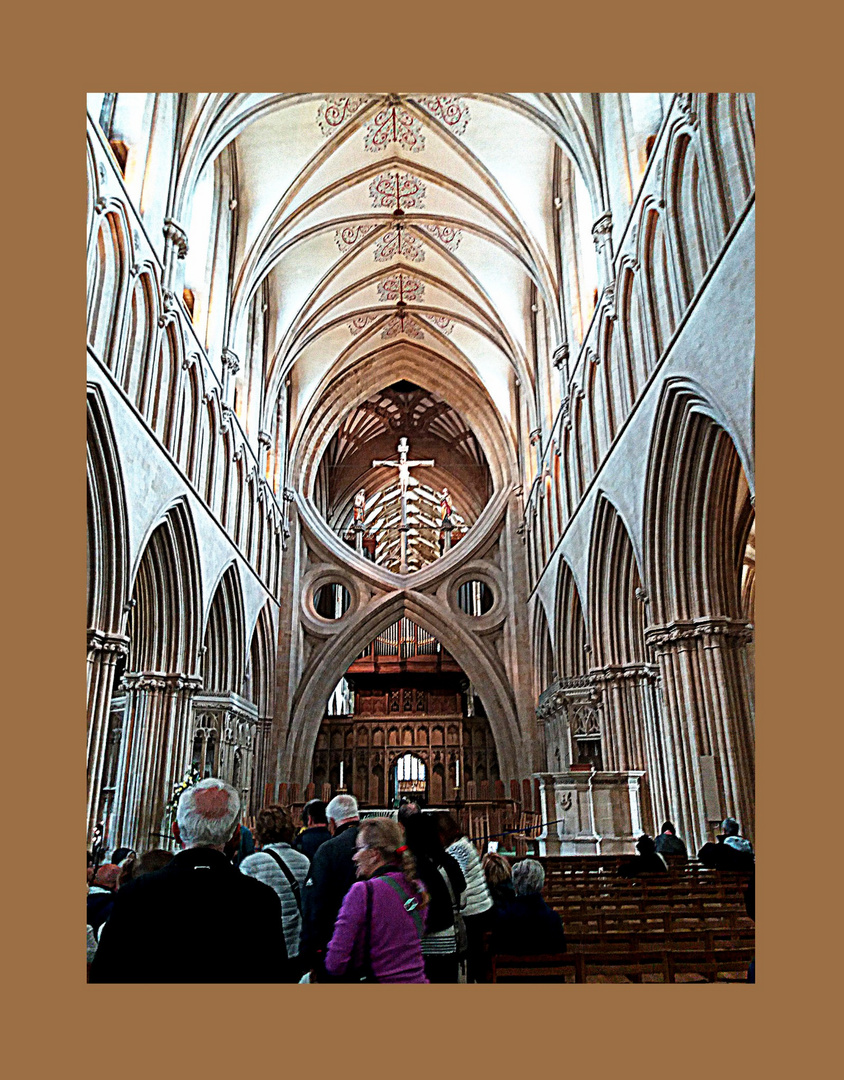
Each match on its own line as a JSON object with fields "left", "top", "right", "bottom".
{"left": 86, "top": 778, "right": 753, "bottom": 983}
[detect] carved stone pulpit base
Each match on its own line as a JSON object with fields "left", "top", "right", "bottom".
{"left": 536, "top": 770, "right": 645, "bottom": 855}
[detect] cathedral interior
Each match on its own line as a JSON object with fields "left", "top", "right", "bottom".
{"left": 86, "top": 92, "right": 755, "bottom": 857}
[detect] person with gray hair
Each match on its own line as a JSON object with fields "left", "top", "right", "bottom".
{"left": 90, "top": 778, "right": 290, "bottom": 982}
{"left": 489, "top": 857, "right": 566, "bottom": 959}
{"left": 697, "top": 817, "right": 755, "bottom": 870}
{"left": 299, "top": 792, "right": 361, "bottom": 971}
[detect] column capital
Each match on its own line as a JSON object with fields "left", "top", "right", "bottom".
{"left": 87, "top": 629, "right": 130, "bottom": 657}
{"left": 644, "top": 617, "right": 754, "bottom": 651}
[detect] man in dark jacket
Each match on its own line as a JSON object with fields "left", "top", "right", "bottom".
{"left": 698, "top": 817, "right": 755, "bottom": 871}
{"left": 90, "top": 778, "right": 289, "bottom": 983}
{"left": 295, "top": 799, "right": 332, "bottom": 860}
{"left": 299, "top": 794, "right": 360, "bottom": 969}
{"left": 619, "top": 834, "right": 669, "bottom": 876}
{"left": 653, "top": 821, "right": 688, "bottom": 859}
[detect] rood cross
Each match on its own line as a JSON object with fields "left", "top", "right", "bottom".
{"left": 372, "top": 437, "right": 435, "bottom": 529}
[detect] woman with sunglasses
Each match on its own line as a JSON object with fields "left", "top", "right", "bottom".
{"left": 323, "top": 817, "right": 429, "bottom": 983}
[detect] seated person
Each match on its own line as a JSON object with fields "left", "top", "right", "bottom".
{"left": 698, "top": 818, "right": 755, "bottom": 871}
{"left": 653, "top": 821, "right": 688, "bottom": 859}
{"left": 489, "top": 858, "right": 566, "bottom": 956}
{"left": 482, "top": 851, "right": 515, "bottom": 907}
{"left": 619, "top": 834, "right": 669, "bottom": 876}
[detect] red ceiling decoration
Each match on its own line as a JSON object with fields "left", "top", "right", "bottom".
{"left": 382, "top": 314, "right": 425, "bottom": 340}
{"left": 423, "top": 313, "right": 455, "bottom": 336}
{"left": 364, "top": 104, "right": 424, "bottom": 153}
{"left": 374, "top": 227, "right": 424, "bottom": 262}
{"left": 421, "top": 223, "right": 463, "bottom": 251}
{"left": 417, "top": 96, "right": 471, "bottom": 137}
{"left": 317, "top": 96, "right": 366, "bottom": 136}
{"left": 334, "top": 223, "right": 379, "bottom": 252}
{"left": 369, "top": 171, "right": 426, "bottom": 211}
{"left": 377, "top": 272, "right": 424, "bottom": 303}
{"left": 348, "top": 313, "right": 377, "bottom": 336}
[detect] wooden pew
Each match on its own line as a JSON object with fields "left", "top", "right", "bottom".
{"left": 491, "top": 953, "right": 583, "bottom": 983}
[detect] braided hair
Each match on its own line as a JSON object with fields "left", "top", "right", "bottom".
{"left": 357, "top": 818, "right": 429, "bottom": 909}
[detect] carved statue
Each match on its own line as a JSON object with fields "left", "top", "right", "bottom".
{"left": 439, "top": 487, "right": 454, "bottom": 524}
{"left": 353, "top": 488, "right": 366, "bottom": 524}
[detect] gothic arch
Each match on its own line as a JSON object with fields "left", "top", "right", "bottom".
{"left": 531, "top": 598, "right": 555, "bottom": 700}
{"left": 87, "top": 205, "right": 130, "bottom": 371}
{"left": 588, "top": 494, "right": 648, "bottom": 671}
{"left": 642, "top": 379, "right": 755, "bottom": 844}
{"left": 201, "top": 562, "right": 247, "bottom": 694}
{"left": 555, "top": 557, "right": 587, "bottom": 680}
{"left": 126, "top": 498, "right": 203, "bottom": 676}
{"left": 87, "top": 387, "right": 130, "bottom": 636}
{"left": 644, "top": 381, "right": 753, "bottom": 625}
{"left": 281, "top": 590, "right": 521, "bottom": 786}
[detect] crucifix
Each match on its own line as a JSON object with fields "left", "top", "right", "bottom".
{"left": 372, "top": 437, "right": 435, "bottom": 572}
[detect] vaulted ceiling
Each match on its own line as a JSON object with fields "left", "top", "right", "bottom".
{"left": 180, "top": 93, "right": 597, "bottom": 447}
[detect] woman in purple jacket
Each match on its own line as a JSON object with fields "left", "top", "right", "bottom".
{"left": 325, "top": 818, "right": 429, "bottom": 983}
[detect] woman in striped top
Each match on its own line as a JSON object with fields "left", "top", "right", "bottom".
{"left": 239, "top": 805, "right": 310, "bottom": 976}
{"left": 435, "top": 811, "right": 494, "bottom": 982}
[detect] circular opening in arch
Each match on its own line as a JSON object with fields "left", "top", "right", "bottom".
{"left": 456, "top": 580, "right": 494, "bottom": 616}
{"left": 313, "top": 583, "right": 351, "bottom": 620}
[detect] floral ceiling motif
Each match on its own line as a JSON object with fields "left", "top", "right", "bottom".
{"left": 377, "top": 272, "right": 424, "bottom": 303}
{"left": 417, "top": 96, "right": 471, "bottom": 137}
{"left": 317, "top": 95, "right": 471, "bottom": 150}
{"left": 422, "top": 313, "right": 454, "bottom": 336}
{"left": 420, "top": 223, "right": 463, "bottom": 251}
{"left": 348, "top": 313, "right": 377, "bottom": 336}
{"left": 317, "top": 96, "right": 366, "bottom": 137}
{"left": 364, "top": 103, "right": 425, "bottom": 152}
{"left": 369, "top": 171, "right": 426, "bottom": 211}
{"left": 374, "top": 227, "right": 424, "bottom": 262}
{"left": 334, "top": 223, "right": 379, "bottom": 252}
{"left": 381, "top": 314, "right": 425, "bottom": 340}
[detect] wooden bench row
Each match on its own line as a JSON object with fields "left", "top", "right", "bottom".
{"left": 491, "top": 946, "right": 754, "bottom": 983}
{"left": 560, "top": 910, "right": 754, "bottom": 934}
{"left": 566, "top": 927, "right": 755, "bottom": 953}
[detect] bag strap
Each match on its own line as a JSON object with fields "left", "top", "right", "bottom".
{"left": 262, "top": 848, "right": 303, "bottom": 916}
{"left": 363, "top": 880, "right": 373, "bottom": 969}
{"left": 378, "top": 874, "right": 425, "bottom": 939}
{"left": 438, "top": 864, "right": 462, "bottom": 920}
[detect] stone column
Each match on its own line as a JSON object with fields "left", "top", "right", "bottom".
{"left": 113, "top": 671, "right": 201, "bottom": 851}
{"left": 441, "top": 520, "right": 453, "bottom": 554}
{"left": 251, "top": 716, "right": 273, "bottom": 810}
{"left": 645, "top": 617, "right": 755, "bottom": 851}
{"left": 590, "top": 663, "right": 666, "bottom": 834}
{"left": 87, "top": 630, "right": 129, "bottom": 841}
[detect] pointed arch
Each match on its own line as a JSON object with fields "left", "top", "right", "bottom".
{"left": 532, "top": 599, "right": 555, "bottom": 700}
{"left": 201, "top": 562, "right": 246, "bottom": 694}
{"left": 88, "top": 207, "right": 130, "bottom": 370}
{"left": 644, "top": 381, "right": 752, "bottom": 625}
{"left": 555, "top": 558, "right": 587, "bottom": 679}
{"left": 87, "top": 387, "right": 130, "bottom": 635}
{"left": 588, "top": 495, "right": 648, "bottom": 671}
{"left": 282, "top": 590, "right": 522, "bottom": 786}
{"left": 127, "top": 498, "right": 203, "bottom": 676}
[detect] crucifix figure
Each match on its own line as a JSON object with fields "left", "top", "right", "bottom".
{"left": 372, "top": 437, "right": 435, "bottom": 571}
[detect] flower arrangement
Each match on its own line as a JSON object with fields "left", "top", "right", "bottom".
{"left": 164, "top": 766, "right": 201, "bottom": 830}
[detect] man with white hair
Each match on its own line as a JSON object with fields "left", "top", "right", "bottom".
{"left": 90, "top": 778, "right": 289, "bottom": 982}
{"left": 299, "top": 793, "right": 361, "bottom": 970}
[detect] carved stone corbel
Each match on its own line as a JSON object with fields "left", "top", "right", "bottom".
{"left": 162, "top": 217, "right": 189, "bottom": 260}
